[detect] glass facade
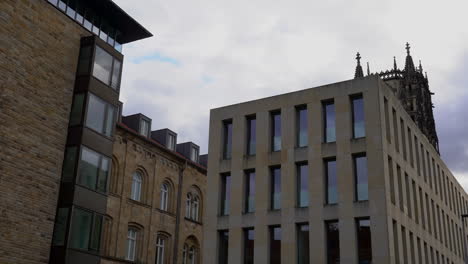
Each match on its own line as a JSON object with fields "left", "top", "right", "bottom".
{"left": 85, "top": 93, "right": 115, "bottom": 137}
{"left": 325, "top": 159, "right": 338, "bottom": 204}
{"left": 354, "top": 155, "right": 368, "bottom": 201}
{"left": 297, "top": 163, "right": 309, "bottom": 207}
{"left": 69, "top": 208, "right": 102, "bottom": 252}
{"left": 243, "top": 229, "right": 254, "bottom": 264}
{"left": 297, "top": 224, "right": 310, "bottom": 264}
{"left": 271, "top": 111, "right": 281, "bottom": 151}
{"left": 297, "top": 106, "right": 308, "bottom": 147}
{"left": 218, "top": 230, "right": 229, "bottom": 264}
{"left": 270, "top": 167, "right": 281, "bottom": 210}
{"left": 245, "top": 170, "right": 256, "bottom": 213}
{"left": 326, "top": 221, "right": 340, "bottom": 264}
{"left": 247, "top": 116, "right": 256, "bottom": 155}
{"left": 270, "top": 226, "right": 281, "bottom": 264}
{"left": 357, "top": 219, "right": 372, "bottom": 264}
{"left": 223, "top": 120, "right": 233, "bottom": 159}
{"left": 220, "top": 173, "right": 231, "bottom": 216}
{"left": 78, "top": 146, "right": 110, "bottom": 193}
{"left": 352, "top": 95, "right": 365, "bottom": 138}
{"left": 323, "top": 101, "right": 336, "bottom": 143}
{"left": 92, "top": 46, "right": 122, "bottom": 89}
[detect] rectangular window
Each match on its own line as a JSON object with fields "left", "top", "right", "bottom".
{"left": 325, "top": 159, "right": 338, "bottom": 204}
{"left": 297, "top": 224, "right": 309, "bottom": 264}
{"left": 357, "top": 218, "right": 372, "bottom": 264}
{"left": 218, "top": 230, "right": 229, "bottom": 264}
{"left": 401, "top": 226, "right": 408, "bottom": 263}
{"left": 389, "top": 157, "right": 396, "bottom": 205}
{"left": 352, "top": 95, "right": 365, "bottom": 138}
{"left": 245, "top": 170, "right": 255, "bottom": 213}
{"left": 297, "top": 163, "right": 309, "bottom": 207}
{"left": 52, "top": 207, "right": 70, "bottom": 246}
{"left": 405, "top": 173, "right": 412, "bottom": 218}
{"left": 270, "top": 167, "right": 281, "bottom": 210}
{"left": 400, "top": 119, "right": 407, "bottom": 160}
{"left": 69, "top": 93, "right": 85, "bottom": 126}
{"left": 244, "top": 228, "right": 254, "bottom": 264}
{"left": 62, "top": 146, "right": 78, "bottom": 182}
{"left": 246, "top": 116, "right": 256, "bottom": 155}
{"left": 412, "top": 180, "right": 419, "bottom": 224}
{"left": 409, "top": 232, "right": 415, "bottom": 264}
{"left": 92, "top": 46, "right": 121, "bottom": 89}
{"left": 408, "top": 128, "right": 414, "bottom": 167}
{"left": 393, "top": 220, "right": 400, "bottom": 264}
{"left": 85, "top": 93, "right": 115, "bottom": 137}
{"left": 220, "top": 173, "right": 231, "bottom": 216}
{"left": 415, "top": 136, "right": 420, "bottom": 175}
{"left": 326, "top": 221, "right": 340, "bottom": 264}
{"left": 167, "top": 134, "right": 176, "bottom": 151}
{"left": 78, "top": 146, "right": 109, "bottom": 193}
{"left": 392, "top": 109, "right": 399, "bottom": 152}
{"left": 323, "top": 100, "right": 336, "bottom": 143}
{"left": 269, "top": 226, "right": 281, "bottom": 264}
{"left": 139, "top": 118, "right": 150, "bottom": 137}
{"left": 190, "top": 147, "right": 199, "bottom": 162}
{"left": 77, "top": 45, "right": 92, "bottom": 75}
{"left": 384, "top": 98, "right": 391, "bottom": 143}
{"left": 419, "top": 187, "right": 425, "bottom": 229}
{"left": 296, "top": 106, "right": 308, "bottom": 147}
{"left": 223, "top": 120, "right": 233, "bottom": 159}
{"left": 354, "top": 154, "right": 368, "bottom": 201}
{"left": 397, "top": 165, "right": 404, "bottom": 212}
{"left": 69, "top": 208, "right": 103, "bottom": 252}
{"left": 271, "top": 111, "right": 281, "bottom": 151}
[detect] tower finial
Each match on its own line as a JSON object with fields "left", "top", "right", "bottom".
{"left": 393, "top": 56, "right": 398, "bottom": 71}
{"left": 419, "top": 60, "right": 423, "bottom": 73}
{"left": 404, "top": 42, "right": 415, "bottom": 73}
{"left": 367, "top": 62, "right": 370, "bottom": 76}
{"left": 354, "top": 52, "right": 364, "bottom": 79}
{"left": 406, "top": 42, "right": 411, "bottom": 55}
{"left": 356, "top": 52, "right": 362, "bottom": 65}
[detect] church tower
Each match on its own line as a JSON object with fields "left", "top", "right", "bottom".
{"left": 355, "top": 43, "right": 439, "bottom": 152}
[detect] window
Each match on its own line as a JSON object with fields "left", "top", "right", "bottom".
{"left": 126, "top": 228, "right": 138, "bottom": 261}
{"left": 85, "top": 93, "right": 115, "bottom": 137}
{"left": 139, "top": 119, "right": 150, "bottom": 137}
{"left": 189, "top": 246, "right": 197, "bottom": 264}
{"left": 220, "top": 173, "right": 231, "bottom": 216}
{"left": 271, "top": 111, "right": 281, "bottom": 151}
{"left": 192, "top": 196, "right": 200, "bottom": 221}
{"left": 69, "top": 208, "right": 103, "bottom": 252}
{"left": 168, "top": 134, "right": 176, "bottom": 150}
{"left": 357, "top": 218, "right": 372, "bottom": 264}
{"left": 297, "top": 224, "right": 309, "bottom": 264}
{"left": 351, "top": 95, "right": 365, "bottom": 138}
{"left": 245, "top": 170, "right": 255, "bottom": 213}
{"left": 325, "top": 159, "right": 338, "bottom": 204}
{"left": 297, "top": 163, "right": 309, "bottom": 207}
{"left": 69, "top": 93, "right": 85, "bottom": 126}
{"left": 243, "top": 228, "right": 254, "bottom": 264}
{"left": 401, "top": 119, "right": 407, "bottom": 160}
{"left": 392, "top": 109, "right": 399, "bottom": 152}
{"left": 246, "top": 116, "right": 256, "bottom": 155}
{"left": 77, "top": 45, "right": 92, "bottom": 75}
{"left": 296, "top": 106, "right": 308, "bottom": 147}
{"left": 160, "top": 183, "right": 169, "bottom": 211}
{"left": 326, "top": 221, "right": 340, "bottom": 264}
{"left": 78, "top": 146, "right": 109, "bottom": 193}
{"left": 186, "top": 193, "right": 192, "bottom": 218}
{"left": 223, "top": 120, "right": 233, "bottom": 159}
{"left": 52, "top": 207, "right": 69, "bottom": 246}
{"left": 62, "top": 146, "right": 78, "bottom": 182}
{"left": 218, "top": 231, "right": 229, "bottom": 264}
{"left": 190, "top": 147, "right": 199, "bottom": 162}
{"left": 384, "top": 98, "right": 391, "bottom": 143}
{"left": 354, "top": 154, "right": 368, "bottom": 201}
{"left": 388, "top": 157, "right": 395, "bottom": 205}
{"left": 323, "top": 100, "right": 336, "bottom": 143}
{"left": 155, "top": 236, "right": 166, "bottom": 264}
{"left": 270, "top": 167, "right": 281, "bottom": 210}
{"left": 269, "top": 226, "right": 281, "bottom": 264}
{"left": 131, "top": 172, "right": 143, "bottom": 201}
{"left": 92, "top": 46, "right": 122, "bottom": 89}
{"left": 182, "top": 244, "right": 188, "bottom": 264}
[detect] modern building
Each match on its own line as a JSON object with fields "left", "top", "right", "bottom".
{"left": 100, "top": 109, "right": 206, "bottom": 264}
{"left": 203, "top": 45, "right": 468, "bottom": 264}
{"left": 0, "top": 0, "right": 151, "bottom": 263}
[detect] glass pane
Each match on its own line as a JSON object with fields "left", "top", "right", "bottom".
{"left": 272, "top": 112, "right": 281, "bottom": 151}
{"left": 139, "top": 119, "right": 149, "bottom": 136}
{"left": 58, "top": 1, "right": 66, "bottom": 11}
{"left": 244, "top": 229, "right": 254, "bottom": 264}
{"left": 324, "top": 102, "right": 336, "bottom": 143}
{"left": 69, "top": 94, "right": 84, "bottom": 126}
{"left": 221, "top": 174, "right": 231, "bottom": 215}
{"left": 52, "top": 207, "right": 69, "bottom": 246}
{"left": 115, "top": 42, "right": 123, "bottom": 53}
{"left": 298, "top": 164, "right": 309, "bottom": 207}
{"left": 326, "top": 160, "right": 338, "bottom": 204}
{"left": 355, "top": 156, "right": 368, "bottom": 201}
{"left": 247, "top": 118, "right": 256, "bottom": 155}
{"left": 77, "top": 46, "right": 92, "bottom": 75}
{"left": 223, "top": 121, "right": 232, "bottom": 159}
{"left": 270, "top": 227, "right": 281, "bottom": 264}
{"left": 271, "top": 167, "right": 281, "bottom": 210}
{"left": 218, "top": 231, "right": 229, "bottom": 264}
{"left": 297, "top": 224, "right": 310, "bottom": 264}
{"left": 327, "top": 221, "right": 340, "bottom": 264}
{"left": 62, "top": 146, "right": 77, "bottom": 182}
{"left": 353, "top": 96, "right": 365, "bottom": 138}
{"left": 70, "top": 208, "right": 92, "bottom": 250}
{"left": 65, "top": 5, "right": 76, "bottom": 19}
{"left": 79, "top": 147, "right": 100, "bottom": 190}
{"left": 85, "top": 94, "right": 106, "bottom": 134}
{"left": 104, "top": 105, "right": 115, "bottom": 137}
{"left": 245, "top": 171, "right": 255, "bottom": 213}
{"left": 357, "top": 219, "right": 372, "bottom": 263}
{"left": 111, "top": 60, "right": 122, "bottom": 90}
{"left": 97, "top": 157, "right": 109, "bottom": 192}
{"left": 48, "top": 0, "right": 58, "bottom": 5}
{"left": 89, "top": 215, "right": 102, "bottom": 251}
{"left": 297, "top": 108, "right": 308, "bottom": 147}
{"left": 92, "top": 46, "right": 113, "bottom": 85}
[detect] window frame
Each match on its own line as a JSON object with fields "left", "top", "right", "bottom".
{"left": 246, "top": 115, "right": 257, "bottom": 156}
{"left": 222, "top": 119, "right": 233, "bottom": 160}
{"left": 91, "top": 45, "right": 123, "bottom": 90}
{"left": 131, "top": 171, "right": 143, "bottom": 202}
{"left": 68, "top": 206, "right": 103, "bottom": 253}
{"left": 77, "top": 145, "right": 110, "bottom": 193}
{"left": 351, "top": 94, "right": 365, "bottom": 139}
{"left": 84, "top": 92, "right": 116, "bottom": 137}
{"left": 295, "top": 105, "right": 308, "bottom": 148}
{"left": 270, "top": 110, "right": 282, "bottom": 152}
{"left": 323, "top": 99, "right": 336, "bottom": 143}
{"left": 353, "top": 153, "right": 369, "bottom": 202}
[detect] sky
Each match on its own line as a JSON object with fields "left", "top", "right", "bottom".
{"left": 113, "top": 0, "right": 468, "bottom": 190}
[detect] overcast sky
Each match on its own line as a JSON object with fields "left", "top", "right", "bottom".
{"left": 113, "top": 0, "right": 468, "bottom": 190}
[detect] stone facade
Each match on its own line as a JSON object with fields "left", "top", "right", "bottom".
{"left": 0, "top": 1, "right": 89, "bottom": 263}
{"left": 102, "top": 124, "right": 205, "bottom": 264}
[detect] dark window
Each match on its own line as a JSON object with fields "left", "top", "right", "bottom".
{"left": 244, "top": 228, "right": 254, "bottom": 264}
{"left": 351, "top": 95, "right": 365, "bottom": 138}
{"left": 218, "top": 230, "right": 229, "bottom": 264}
{"left": 384, "top": 98, "right": 391, "bottom": 143}
{"left": 325, "top": 159, "right": 338, "bottom": 204}
{"left": 297, "top": 224, "right": 309, "bottom": 264}
{"left": 220, "top": 174, "right": 231, "bottom": 216}
{"left": 69, "top": 208, "right": 103, "bottom": 252}
{"left": 296, "top": 106, "right": 308, "bottom": 147}
{"left": 297, "top": 163, "right": 309, "bottom": 207}
{"left": 77, "top": 45, "right": 92, "bottom": 75}
{"left": 52, "top": 207, "right": 69, "bottom": 246}
{"left": 85, "top": 93, "right": 115, "bottom": 137}
{"left": 326, "top": 221, "right": 340, "bottom": 264}
{"left": 270, "top": 167, "right": 281, "bottom": 210}
{"left": 357, "top": 218, "right": 372, "bottom": 264}
{"left": 69, "top": 93, "right": 85, "bottom": 126}
{"left": 271, "top": 111, "right": 281, "bottom": 151}
{"left": 354, "top": 154, "right": 368, "bottom": 201}
{"left": 223, "top": 120, "right": 233, "bottom": 159}
{"left": 245, "top": 170, "right": 255, "bottom": 213}
{"left": 78, "top": 146, "right": 109, "bottom": 193}
{"left": 323, "top": 101, "right": 336, "bottom": 143}
{"left": 62, "top": 146, "right": 78, "bottom": 182}
{"left": 247, "top": 116, "right": 256, "bottom": 155}
{"left": 270, "top": 226, "right": 281, "bottom": 264}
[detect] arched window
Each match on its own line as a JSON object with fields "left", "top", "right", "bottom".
{"left": 189, "top": 246, "right": 196, "bottom": 264}
{"left": 185, "top": 193, "right": 192, "bottom": 218}
{"left": 183, "top": 236, "right": 199, "bottom": 264}
{"left": 131, "top": 172, "right": 142, "bottom": 201}
{"left": 156, "top": 236, "right": 166, "bottom": 264}
{"left": 191, "top": 196, "right": 199, "bottom": 221}
{"left": 160, "top": 183, "right": 169, "bottom": 211}
{"left": 182, "top": 244, "right": 188, "bottom": 264}
{"left": 126, "top": 228, "right": 138, "bottom": 261}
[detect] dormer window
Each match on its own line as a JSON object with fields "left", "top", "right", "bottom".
{"left": 190, "top": 147, "right": 199, "bottom": 162}
{"left": 139, "top": 119, "right": 150, "bottom": 137}
{"left": 168, "top": 134, "right": 176, "bottom": 151}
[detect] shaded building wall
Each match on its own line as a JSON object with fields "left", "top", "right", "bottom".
{"left": 0, "top": 0, "right": 90, "bottom": 263}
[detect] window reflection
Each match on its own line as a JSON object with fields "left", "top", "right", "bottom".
{"left": 297, "top": 163, "right": 309, "bottom": 207}
{"left": 323, "top": 101, "right": 336, "bottom": 143}
{"left": 297, "top": 224, "right": 309, "bottom": 264}
{"left": 271, "top": 111, "right": 281, "bottom": 151}
{"left": 270, "top": 167, "right": 281, "bottom": 210}
{"left": 85, "top": 93, "right": 115, "bottom": 137}
{"left": 297, "top": 106, "right": 308, "bottom": 147}
{"left": 352, "top": 95, "right": 365, "bottom": 138}
{"left": 79, "top": 146, "right": 109, "bottom": 192}
{"left": 223, "top": 120, "right": 232, "bottom": 159}
{"left": 355, "top": 155, "right": 368, "bottom": 201}
{"left": 325, "top": 159, "right": 338, "bottom": 204}
{"left": 93, "top": 46, "right": 113, "bottom": 85}
{"left": 245, "top": 170, "right": 255, "bottom": 213}
{"left": 220, "top": 173, "right": 231, "bottom": 216}
{"left": 247, "top": 116, "right": 256, "bottom": 155}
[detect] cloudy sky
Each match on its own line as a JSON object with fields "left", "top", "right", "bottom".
{"left": 113, "top": 0, "right": 468, "bottom": 190}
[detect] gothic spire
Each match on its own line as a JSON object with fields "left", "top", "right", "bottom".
{"left": 393, "top": 56, "right": 398, "bottom": 71}
{"left": 404, "top": 42, "right": 416, "bottom": 72}
{"left": 354, "top": 52, "right": 364, "bottom": 79}
{"left": 367, "top": 62, "right": 370, "bottom": 76}
{"left": 419, "top": 60, "right": 423, "bottom": 73}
